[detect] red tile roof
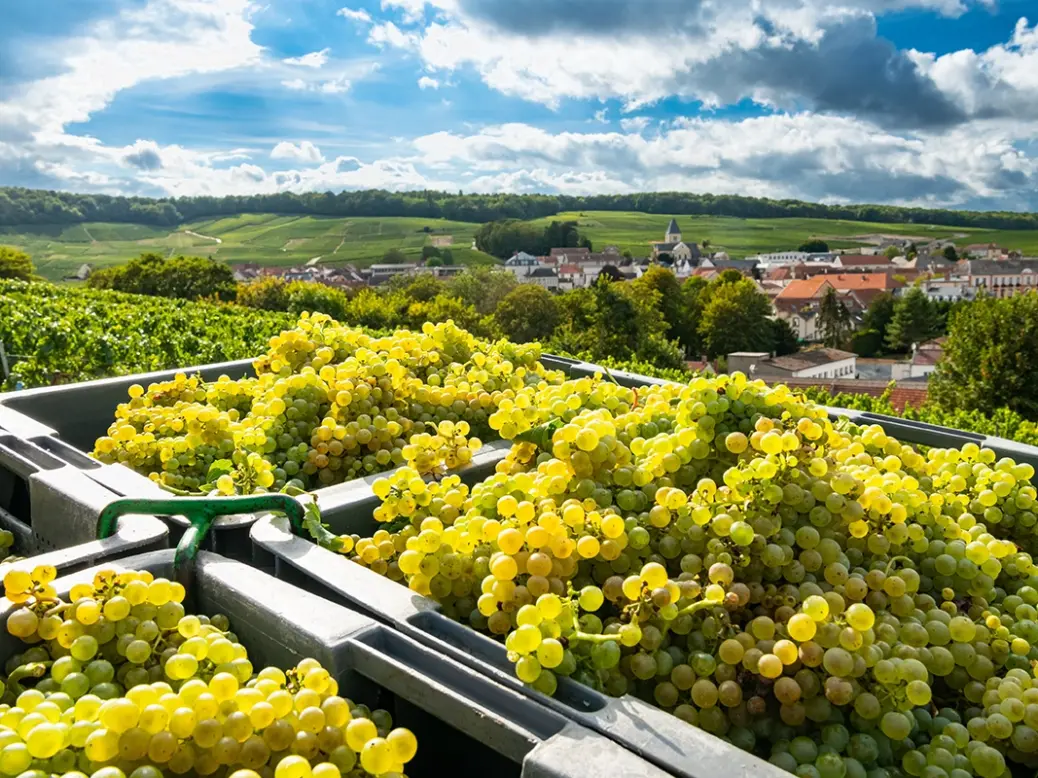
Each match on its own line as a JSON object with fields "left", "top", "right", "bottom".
{"left": 837, "top": 255, "right": 893, "bottom": 267}
{"left": 777, "top": 273, "right": 903, "bottom": 301}
{"left": 779, "top": 378, "right": 929, "bottom": 412}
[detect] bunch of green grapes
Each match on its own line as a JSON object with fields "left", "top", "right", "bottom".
{"left": 322, "top": 369, "right": 1038, "bottom": 778}
{"left": 1, "top": 566, "right": 418, "bottom": 778}
{"left": 94, "top": 316, "right": 565, "bottom": 495}
{"left": 0, "top": 531, "right": 16, "bottom": 565}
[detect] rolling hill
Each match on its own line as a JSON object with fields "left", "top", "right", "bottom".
{"left": 0, "top": 215, "right": 496, "bottom": 282}
{"left": 4, "top": 210, "right": 1038, "bottom": 283}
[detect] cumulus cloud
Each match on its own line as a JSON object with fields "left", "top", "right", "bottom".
{"left": 382, "top": 0, "right": 1032, "bottom": 129}
{"left": 369, "top": 21, "right": 419, "bottom": 49}
{"left": 418, "top": 76, "right": 440, "bottom": 89}
{"left": 0, "top": 0, "right": 262, "bottom": 134}
{"left": 121, "top": 140, "right": 165, "bottom": 170}
{"left": 270, "top": 141, "right": 325, "bottom": 164}
{"left": 620, "top": 117, "right": 651, "bottom": 133}
{"left": 410, "top": 116, "right": 1038, "bottom": 208}
{"left": 282, "top": 49, "right": 330, "bottom": 68}
{"left": 337, "top": 7, "right": 373, "bottom": 23}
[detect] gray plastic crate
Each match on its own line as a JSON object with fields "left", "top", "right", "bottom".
{"left": 0, "top": 550, "right": 671, "bottom": 778}
{"left": 0, "top": 433, "right": 168, "bottom": 568}
{"left": 251, "top": 507, "right": 781, "bottom": 778}
{"left": 251, "top": 359, "right": 1038, "bottom": 778}
{"left": 0, "top": 358, "right": 521, "bottom": 559}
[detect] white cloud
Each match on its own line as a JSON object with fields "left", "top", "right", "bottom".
{"left": 369, "top": 22, "right": 419, "bottom": 49}
{"left": 909, "top": 18, "right": 1038, "bottom": 119}
{"left": 0, "top": 0, "right": 262, "bottom": 134}
{"left": 281, "top": 78, "right": 308, "bottom": 91}
{"left": 337, "top": 7, "right": 373, "bottom": 23}
{"left": 376, "top": 0, "right": 1033, "bottom": 128}
{"left": 270, "top": 141, "right": 325, "bottom": 164}
{"left": 593, "top": 109, "right": 609, "bottom": 124}
{"left": 282, "top": 48, "right": 330, "bottom": 68}
{"left": 410, "top": 115, "right": 1038, "bottom": 207}
{"left": 418, "top": 76, "right": 440, "bottom": 89}
{"left": 381, "top": 0, "right": 435, "bottom": 23}
{"left": 620, "top": 117, "right": 651, "bottom": 133}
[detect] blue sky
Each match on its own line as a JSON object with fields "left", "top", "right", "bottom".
{"left": 0, "top": 0, "right": 1036, "bottom": 209}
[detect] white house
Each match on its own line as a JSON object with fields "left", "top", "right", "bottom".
{"left": 505, "top": 252, "right": 540, "bottom": 278}
{"left": 525, "top": 267, "right": 560, "bottom": 290}
{"left": 919, "top": 277, "right": 972, "bottom": 302}
{"left": 727, "top": 349, "right": 858, "bottom": 380}
{"left": 891, "top": 339, "right": 945, "bottom": 380}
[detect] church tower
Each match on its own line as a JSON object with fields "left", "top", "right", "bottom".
{"left": 665, "top": 218, "right": 681, "bottom": 243}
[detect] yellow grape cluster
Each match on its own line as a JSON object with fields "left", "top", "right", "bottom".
{"left": 0, "top": 566, "right": 418, "bottom": 778}
{"left": 328, "top": 371, "right": 1038, "bottom": 778}
{"left": 93, "top": 315, "right": 563, "bottom": 494}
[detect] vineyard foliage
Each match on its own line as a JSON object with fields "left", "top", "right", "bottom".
{"left": 800, "top": 387, "right": 1038, "bottom": 447}
{"left": 1, "top": 280, "right": 1036, "bottom": 449}
{"left": 0, "top": 281, "right": 293, "bottom": 389}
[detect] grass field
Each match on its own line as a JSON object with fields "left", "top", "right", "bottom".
{"left": 0, "top": 215, "right": 495, "bottom": 282}
{"left": 3, "top": 210, "right": 1038, "bottom": 283}
{"left": 528, "top": 212, "right": 1038, "bottom": 258}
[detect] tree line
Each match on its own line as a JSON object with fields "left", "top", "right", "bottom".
{"left": 3, "top": 185, "right": 1038, "bottom": 230}
{"left": 474, "top": 220, "right": 590, "bottom": 258}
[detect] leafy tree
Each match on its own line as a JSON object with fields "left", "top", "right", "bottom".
{"left": 0, "top": 246, "right": 36, "bottom": 281}
{"left": 679, "top": 276, "right": 710, "bottom": 357}
{"left": 236, "top": 277, "right": 288, "bottom": 311}
{"left": 632, "top": 266, "right": 684, "bottom": 343}
{"left": 942, "top": 245, "right": 958, "bottom": 262}
{"left": 930, "top": 293, "right": 1038, "bottom": 417}
{"left": 237, "top": 277, "right": 352, "bottom": 319}
{"left": 862, "top": 292, "right": 895, "bottom": 338}
{"left": 421, "top": 245, "right": 441, "bottom": 261}
{"left": 770, "top": 317, "right": 799, "bottom": 356}
{"left": 448, "top": 268, "right": 518, "bottom": 315}
{"left": 884, "top": 245, "right": 902, "bottom": 260}
{"left": 622, "top": 249, "right": 633, "bottom": 260}
{"left": 387, "top": 272, "right": 445, "bottom": 302}
{"left": 885, "top": 287, "right": 940, "bottom": 352}
{"left": 88, "top": 252, "right": 236, "bottom": 301}
{"left": 6, "top": 186, "right": 1038, "bottom": 231}
{"left": 698, "top": 278, "right": 774, "bottom": 358}
{"left": 474, "top": 219, "right": 583, "bottom": 258}
{"left": 907, "top": 242, "right": 918, "bottom": 258}
{"left": 404, "top": 294, "right": 491, "bottom": 338}
{"left": 382, "top": 249, "right": 409, "bottom": 264}
{"left": 494, "top": 285, "right": 560, "bottom": 343}
{"left": 716, "top": 269, "right": 744, "bottom": 285}
{"left": 798, "top": 239, "right": 830, "bottom": 253}
{"left": 426, "top": 257, "right": 444, "bottom": 267}
{"left": 346, "top": 289, "right": 404, "bottom": 330}
{"left": 280, "top": 281, "right": 352, "bottom": 320}
{"left": 818, "top": 286, "right": 852, "bottom": 348}
{"left": 440, "top": 249, "right": 454, "bottom": 265}
{"left": 850, "top": 329, "right": 884, "bottom": 358}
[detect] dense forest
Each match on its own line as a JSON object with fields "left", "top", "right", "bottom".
{"left": 2, "top": 186, "right": 1038, "bottom": 230}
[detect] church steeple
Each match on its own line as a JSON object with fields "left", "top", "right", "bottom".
{"left": 665, "top": 218, "right": 681, "bottom": 243}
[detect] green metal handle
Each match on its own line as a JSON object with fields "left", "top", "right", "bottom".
{"left": 96, "top": 495, "right": 306, "bottom": 589}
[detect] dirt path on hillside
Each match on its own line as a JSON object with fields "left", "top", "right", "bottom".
{"left": 184, "top": 230, "right": 222, "bottom": 244}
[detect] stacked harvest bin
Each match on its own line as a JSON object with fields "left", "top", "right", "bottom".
{"left": 2, "top": 354, "right": 1035, "bottom": 777}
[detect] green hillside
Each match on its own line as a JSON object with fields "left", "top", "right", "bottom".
{"left": 0, "top": 215, "right": 495, "bottom": 282}
{"left": 528, "top": 212, "right": 1038, "bottom": 257}
{"left": 4, "top": 210, "right": 1038, "bottom": 283}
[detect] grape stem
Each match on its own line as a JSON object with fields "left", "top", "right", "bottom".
{"left": 570, "top": 631, "right": 622, "bottom": 645}
{"left": 8, "top": 662, "right": 50, "bottom": 695}
{"left": 884, "top": 556, "right": 914, "bottom": 575}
